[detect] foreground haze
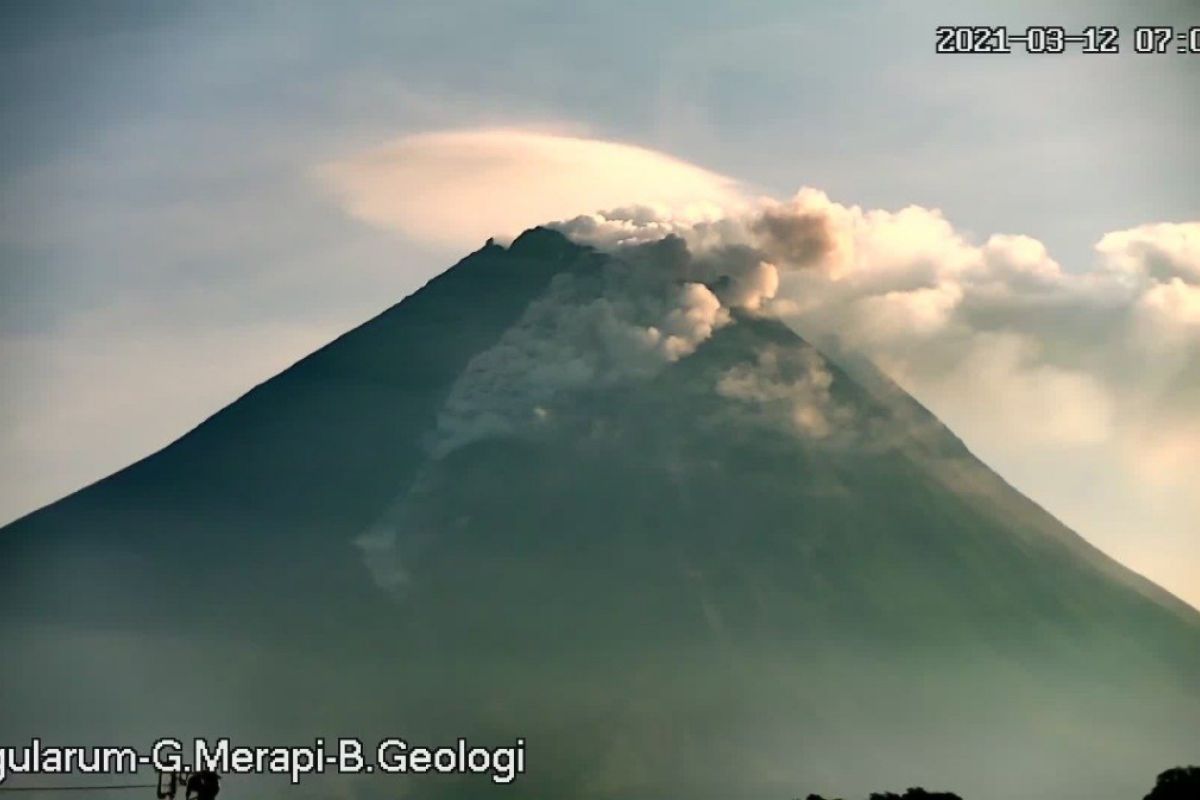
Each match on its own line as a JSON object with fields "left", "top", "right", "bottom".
{"left": 3, "top": 228, "right": 1198, "bottom": 800}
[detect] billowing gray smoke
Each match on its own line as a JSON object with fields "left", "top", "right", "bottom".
{"left": 356, "top": 231, "right": 849, "bottom": 591}
{"left": 553, "top": 194, "right": 1200, "bottom": 608}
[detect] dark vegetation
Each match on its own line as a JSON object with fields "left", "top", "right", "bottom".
{"left": 803, "top": 789, "right": 962, "bottom": 800}
{"left": 801, "top": 765, "right": 1200, "bottom": 800}
{"left": 1144, "top": 766, "right": 1200, "bottom": 799}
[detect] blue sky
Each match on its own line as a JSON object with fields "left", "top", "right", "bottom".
{"left": 1, "top": 0, "right": 1197, "bottom": 603}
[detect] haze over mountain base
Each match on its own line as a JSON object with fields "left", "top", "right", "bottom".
{"left": 2, "top": 229, "right": 1198, "bottom": 800}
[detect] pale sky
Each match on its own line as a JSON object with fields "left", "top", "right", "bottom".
{"left": 1, "top": 1, "right": 1197, "bottom": 606}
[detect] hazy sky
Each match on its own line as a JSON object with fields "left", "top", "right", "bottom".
{"left": 1, "top": 1, "right": 1197, "bottom": 605}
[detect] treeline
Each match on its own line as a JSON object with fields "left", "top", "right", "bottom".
{"left": 804, "top": 790, "right": 960, "bottom": 800}
{"left": 800, "top": 764, "right": 1200, "bottom": 800}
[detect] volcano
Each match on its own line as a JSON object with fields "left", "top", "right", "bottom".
{"left": 2, "top": 228, "right": 1197, "bottom": 800}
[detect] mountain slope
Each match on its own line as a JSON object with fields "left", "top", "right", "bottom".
{"left": 2, "top": 229, "right": 1198, "bottom": 800}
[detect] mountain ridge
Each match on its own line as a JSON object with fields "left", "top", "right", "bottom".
{"left": 2, "top": 227, "right": 1197, "bottom": 800}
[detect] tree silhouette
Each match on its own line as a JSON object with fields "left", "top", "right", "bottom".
{"left": 1144, "top": 766, "right": 1200, "bottom": 800}
{"left": 801, "top": 788, "right": 961, "bottom": 800}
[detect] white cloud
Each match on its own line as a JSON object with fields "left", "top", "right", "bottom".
{"left": 546, "top": 188, "right": 1200, "bottom": 608}
{"left": 306, "top": 126, "right": 1200, "bottom": 607}
{"left": 320, "top": 128, "right": 749, "bottom": 249}
{"left": 917, "top": 332, "right": 1116, "bottom": 450}
{"left": 1137, "top": 278, "right": 1200, "bottom": 331}
{"left": 1096, "top": 222, "right": 1200, "bottom": 283}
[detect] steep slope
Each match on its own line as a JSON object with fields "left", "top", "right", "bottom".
{"left": 2, "top": 229, "right": 1197, "bottom": 800}
{"left": 2, "top": 227, "right": 584, "bottom": 631}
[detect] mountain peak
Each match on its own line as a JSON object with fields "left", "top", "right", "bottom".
{"left": 507, "top": 224, "right": 576, "bottom": 257}
{"left": 2, "top": 230, "right": 1197, "bottom": 800}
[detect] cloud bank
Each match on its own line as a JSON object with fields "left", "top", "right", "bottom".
{"left": 559, "top": 191, "right": 1199, "bottom": 464}
{"left": 328, "top": 128, "right": 1198, "bottom": 608}
{"left": 555, "top": 192, "right": 1200, "bottom": 606}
